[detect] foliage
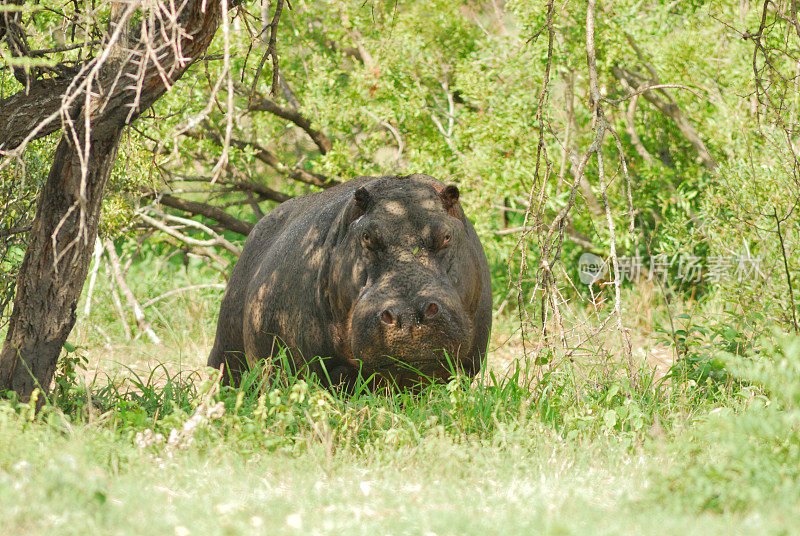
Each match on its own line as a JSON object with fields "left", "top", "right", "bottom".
{"left": 3, "top": 0, "right": 797, "bottom": 335}
{"left": 653, "top": 333, "right": 800, "bottom": 513}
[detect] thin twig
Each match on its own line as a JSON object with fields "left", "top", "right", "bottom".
{"left": 138, "top": 208, "right": 242, "bottom": 256}
{"left": 250, "top": 0, "right": 285, "bottom": 97}
{"left": 104, "top": 261, "right": 132, "bottom": 341}
{"left": 82, "top": 237, "right": 104, "bottom": 318}
{"left": 774, "top": 208, "right": 799, "bottom": 333}
{"left": 603, "top": 83, "right": 705, "bottom": 105}
{"left": 142, "top": 284, "right": 226, "bottom": 309}
{"left": 587, "top": 0, "right": 633, "bottom": 376}
{"left": 362, "top": 107, "right": 404, "bottom": 164}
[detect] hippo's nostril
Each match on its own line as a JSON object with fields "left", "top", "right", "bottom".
{"left": 380, "top": 308, "right": 398, "bottom": 327}
{"left": 424, "top": 301, "right": 440, "bottom": 320}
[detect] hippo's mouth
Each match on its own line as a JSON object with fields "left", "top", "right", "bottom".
{"left": 349, "top": 346, "right": 473, "bottom": 386}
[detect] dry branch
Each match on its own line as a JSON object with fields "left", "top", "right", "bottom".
{"left": 138, "top": 208, "right": 242, "bottom": 256}
{"left": 244, "top": 191, "right": 266, "bottom": 219}
{"left": 252, "top": 0, "right": 285, "bottom": 96}
{"left": 586, "top": 0, "right": 633, "bottom": 372}
{"left": 104, "top": 239, "right": 161, "bottom": 344}
{"left": 612, "top": 65, "right": 717, "bottom": 172}
{"left": 495, "top": 225, "right": 597, "bottom": 251}
{"left": 774, "top": 208, "right": 799, "bottom": 333}
{"left": 104, "top": 261, "right": 132, "bottom": 341}
{"left": 513, "top": 0, "right": 556, "bottom": 365}
{"left": 141, "top": 284, "right": 226, "bottom": 309}
{"left": 0, "top": 225, "right": 31, "bottom": 239}
{"left": 624, "top": 94, "right": 655, "bottom": 165}
{"left": 362, "top": 107, "right": 404, "bottom": 165}
{"left": 172, "top": 175, "right": 293, "bottom": 203}
{"left": 187, "top": 127, "right": 338, "bottom": 189}
{"left": 157, "top": 234, "right": 231, "bottom": 272}
{"left": 82, "top": 238, "right": 104, "bottom": 319}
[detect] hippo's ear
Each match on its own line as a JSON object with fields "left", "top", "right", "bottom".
{"left": 439, "top": 184, "right": 462, "bottom": 218}
{"left": 354, "top": 187, "right": 371, "bottom": 213}
{"left": 345, "top": 187, "right": 372, "bottom": 225}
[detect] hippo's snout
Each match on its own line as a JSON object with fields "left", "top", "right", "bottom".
{"left": 349, "top": 283, "right": 474, "bottom": 380}
{"left": 378, "top": 299, "right": 442, "bottom": 329}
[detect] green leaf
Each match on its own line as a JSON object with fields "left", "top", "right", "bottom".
{"left": 603, "top": 409, "right": 618, "bottom": 429}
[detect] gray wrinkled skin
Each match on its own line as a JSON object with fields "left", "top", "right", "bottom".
{"left": 207, "top": 174, "right": 492, "bottom": 389}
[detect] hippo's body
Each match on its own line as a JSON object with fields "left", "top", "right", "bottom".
{"left": 207, "top": 174, "right": 492, "bottom": 388}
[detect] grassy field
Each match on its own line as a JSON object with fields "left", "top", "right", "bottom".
{"left": 3, "top": 354, "right": 800, "bottom": 535}
{"left": 3, "top": 257, "right": 800, "bottom": 535}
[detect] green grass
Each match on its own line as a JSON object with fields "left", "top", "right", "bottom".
{"left": 3, "top": 332, "right": 800, "bottom": 534}
{"left": 3, "top": 247, "right": 800, "bottom": 534}
{"left": 0, "top": 414, "right": 774, "bottom": 536}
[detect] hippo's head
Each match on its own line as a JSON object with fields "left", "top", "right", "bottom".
{"left": 325, "top": 175, "right": 488, "bottom": 387}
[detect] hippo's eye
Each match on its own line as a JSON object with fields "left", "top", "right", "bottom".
{"left": 362, "top": 230, "right": 383, "bottom": 251}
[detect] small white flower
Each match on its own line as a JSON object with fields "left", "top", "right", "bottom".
{"left": 214, "top": 503, "right": 235, "bottom": 515}
{"left": 286, "top": 513, "right": 302, "bottom": 529}
{"left": 12, "top": 460, "right": 31, "bottom": 474}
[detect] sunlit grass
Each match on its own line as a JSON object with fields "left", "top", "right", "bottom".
{"left": 1, "top": 332, "right": 800, "bottom": 534}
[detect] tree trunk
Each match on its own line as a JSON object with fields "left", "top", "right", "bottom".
{"left": 0, "top": 0, "right": 223, "bottom": 400}
{"left": 0, "top": 134, "right": 120, "bottom": 396}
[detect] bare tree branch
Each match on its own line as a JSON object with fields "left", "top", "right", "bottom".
{"left": 604, "top": 83, "right": 704, "bottom": 105}
{"left": 187, "top": 126, "right": 338, "bottom": 188}
{"left": 0, "top": 225, "right": 31, "bottom": 239}
{"left": 587, "top": 0, "right": 632, "bottom": 373}
{"left": 624, "top": 94, "right": 655, "bottom": 165}
{"left": 611, "top": 66, "right": 717, "bottom": 172}
{"left": 495, "top": 224, "right": 597, "bottom": 251}
{"left": 138, "top": 208, "right": 242, "bottom": 256}
{"left": 260, "top": 0, "right": 285, "bottom": 96}
{"left": 248, "top": 92, "right": 333, "bottom": 154}
{"left": 774, "top": 208, "right": 799, "bottom": 333}
{"left": 105, "top": 261, "right": 132, "bottom": 341}
{"left": 154, "top": 193, "right": 254, "bottom": 236}
{"left": 81, "top": 238, "right": 104, "bottom": 319}
{"left": 170, "top": 175, "right": 293, "bottom": 203}
{"left": 141, "top": 284, "right": 226, "bottom": 309}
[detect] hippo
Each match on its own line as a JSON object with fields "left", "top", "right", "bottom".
{"left": 207, "top": 174, "right": 492, "bottom": 389}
